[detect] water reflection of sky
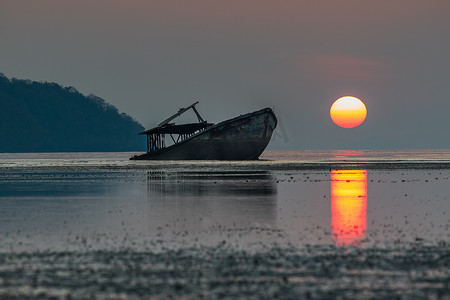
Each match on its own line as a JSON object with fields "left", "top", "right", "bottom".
{"left": 273, "top": 169, "right": 449, "bottom": 247}
{"left": 0, "top": 166, "right": 448, "bottom": 251}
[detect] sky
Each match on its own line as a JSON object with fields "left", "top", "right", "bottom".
{"left": 1, "top": 0, "right": 449, "bottom": 150}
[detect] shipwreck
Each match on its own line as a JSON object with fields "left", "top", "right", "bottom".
{"left": 130, "top": 102, "right": 277, "bottom": 160}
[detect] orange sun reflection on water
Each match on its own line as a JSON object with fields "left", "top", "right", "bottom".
{"left": 331, "top": 170, "right": 367, "bottom": 246}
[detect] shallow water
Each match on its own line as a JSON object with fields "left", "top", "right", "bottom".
{"left": 0, "top": 151, "right": 449, "bottom": 298}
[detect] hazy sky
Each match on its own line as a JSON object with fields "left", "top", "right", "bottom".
{"left": 1, "top": 0, "right": 449, "bottom": 150}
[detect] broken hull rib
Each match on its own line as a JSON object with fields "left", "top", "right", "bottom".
{"left": 131, "top": 108, "right": 277, "bottom": 160}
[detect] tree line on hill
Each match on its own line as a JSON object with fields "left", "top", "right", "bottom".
{"left": 0, "top": 73, "right": 145, "bottom": 152}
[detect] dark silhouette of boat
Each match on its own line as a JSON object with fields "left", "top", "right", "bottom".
{"left": 130, "top": 102, "right": 277, "bottom": 160}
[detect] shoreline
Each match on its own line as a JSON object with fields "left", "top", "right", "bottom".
{"left": 2, "top": 161, "right": 450, "bottom": 171}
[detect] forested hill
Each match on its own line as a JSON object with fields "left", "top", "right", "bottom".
{"left": 0, "top": 73, "right": 145, "bottom": 152}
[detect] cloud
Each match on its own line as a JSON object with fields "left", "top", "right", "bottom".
{"left": 301, "top": 54, "right": 387, "bottom": 80}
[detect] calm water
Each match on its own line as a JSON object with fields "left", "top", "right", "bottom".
{"left": 0, "top": 150, "right": 449, "bottom": 298}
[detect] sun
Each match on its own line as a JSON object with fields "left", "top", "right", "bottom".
{"left": 330, "top": 96, "right": 367, "bottom": 128}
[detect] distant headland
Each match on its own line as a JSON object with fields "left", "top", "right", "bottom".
{"left": 0, "top": 73, "right": 144, "bottom": 152}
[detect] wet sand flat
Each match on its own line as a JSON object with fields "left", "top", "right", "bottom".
{"left": 0, "top": 151, "right": 449, "bottom": 298}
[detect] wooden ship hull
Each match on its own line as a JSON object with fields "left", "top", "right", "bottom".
{"left": 130, "top": 105, "right": 277, "bottom": 160}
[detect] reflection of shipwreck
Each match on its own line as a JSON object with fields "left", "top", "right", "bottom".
{"left": 130, "top": 102, "right": 277, "bottom": 160}
{"left": 146, "top": 171, "right": 278, "bottom": 230}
